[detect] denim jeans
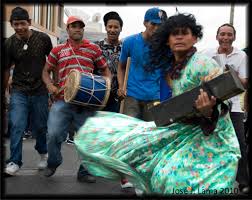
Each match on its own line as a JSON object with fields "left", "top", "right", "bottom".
{"left": 7, "top": 91, "right": 48, "bottom": 167}
{"left": 47, "top": 100, "right": 96, "bottom": 168}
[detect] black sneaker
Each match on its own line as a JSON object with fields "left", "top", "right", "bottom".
{"left": 43, "top": 167, "right": 57, "bottom": 177}
{"left": 66, "top": 139, "right": 74, "bottom": 145}
{"left": 239, "top": 184, "right": 250, "bottom": 194}
{"left": 77, "top": 173, "right": 96, "bottom": 183}
{"left": 23, "top": 131, "right": 33, "bottom": 140}
{"left": 77, "top": 165, "right": 96, "bottom": 183}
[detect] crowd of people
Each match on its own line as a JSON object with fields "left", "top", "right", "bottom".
{"left": 4, "top": 6, "right": 249, "bottom": 196}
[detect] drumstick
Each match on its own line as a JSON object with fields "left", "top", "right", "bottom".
{"left": 119, "top": 57, "right": 131, "bottom": 114}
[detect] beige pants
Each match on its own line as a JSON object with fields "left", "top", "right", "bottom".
{"left": 123, "top": 96, "right": 159, "bottom": 121}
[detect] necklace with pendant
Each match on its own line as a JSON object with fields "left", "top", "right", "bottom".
{"left": 23, "top": 43, "right": 28, "bottom": 50}
{"left": 22, "top": 34, "right": 31, "bottom": 50}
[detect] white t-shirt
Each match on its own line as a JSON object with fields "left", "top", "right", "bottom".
{"left": 201, "top": 47, "right": 248, "bottom": 113}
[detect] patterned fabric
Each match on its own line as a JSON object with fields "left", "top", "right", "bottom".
{"left": 4, "top": 29, "right": 52, "bottom": 95}
{"left": 74, "top": 52, "right": 241, "bottom": 194}
{"left": 95, "top": 39, "right": 122, "bottom": 96}
{"left": 46, "top": 39, "right": 107, "bottom": 99}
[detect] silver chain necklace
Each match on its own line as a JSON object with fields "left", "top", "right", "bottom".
{"left": 22, "top": 32, "right": 31, "bottom": 50}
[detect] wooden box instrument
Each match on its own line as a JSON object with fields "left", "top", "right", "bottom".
{"left": 149, "top": 66, "right": 245, "bottom": 127}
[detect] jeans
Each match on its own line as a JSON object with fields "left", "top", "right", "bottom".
{"left": 47, "top": 100, "right": 96, "bottom": 169}
{"left": 7, "top": 91, "right": 48, "bottom": 167}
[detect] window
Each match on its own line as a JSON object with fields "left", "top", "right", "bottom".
{"left": 57, "top": 4, "right": 64, "bottom": 28}
{"left": 33, "top": 4, "right": 42, "bottom": 25}
{"left": 46, "top": 4, "right": 53, "bottom": 31}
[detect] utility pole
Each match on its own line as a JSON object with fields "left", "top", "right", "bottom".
{"left": 230, "top": 4, "right": 235, "bottom": 25}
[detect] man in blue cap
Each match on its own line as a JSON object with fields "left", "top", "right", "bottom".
{"left": 117, "top": 7, "right": 168, "bottom": 121}
{"left": 114, "top": 7, "right": 168, "bottom": 193}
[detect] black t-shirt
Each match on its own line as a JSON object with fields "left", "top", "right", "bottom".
{"left": 4, "top": 29, "right": 53, "bottom": 95}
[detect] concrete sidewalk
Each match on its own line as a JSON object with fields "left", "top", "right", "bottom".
{"left": 3, "top": 138, "right": 136, "bottom": 198}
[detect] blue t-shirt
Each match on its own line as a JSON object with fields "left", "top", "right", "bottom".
{"left": 119, "top": 33, "right": 161, "bottom": 101}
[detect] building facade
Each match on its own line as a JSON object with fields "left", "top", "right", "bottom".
{"left": 3, "top": 4, "right": 107, "bottom": 45}
{"left": 3, "top": 3, "right": 65, "bottom": 46}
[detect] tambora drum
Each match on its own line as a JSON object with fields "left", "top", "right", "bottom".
{"left": 64, "top": 69, "right": 111, "bottom": 109}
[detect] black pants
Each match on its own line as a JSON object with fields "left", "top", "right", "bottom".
{"left": 68, "top": 123, "right": 75, "bottom": 140}
{"left": 230, "top": 112, "right": 249, "bottom": 186}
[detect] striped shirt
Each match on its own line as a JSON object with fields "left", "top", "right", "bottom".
{"left": 47, "top": 39, "right": 107, "bottom": 99}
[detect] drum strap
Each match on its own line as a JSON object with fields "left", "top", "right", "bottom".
{"left": 68, "top": 43, "right": 88, "bottom": 74}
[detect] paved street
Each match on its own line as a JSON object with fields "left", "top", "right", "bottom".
{"left": 2, "top": 138, "right": 247, "bottom": 199}
{"left": 3, "top": 138, "right": 136, "bottom": 199}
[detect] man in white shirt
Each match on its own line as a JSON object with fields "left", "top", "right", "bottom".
{"left": 202, "top": 23, "right": 249, "bottom": 193}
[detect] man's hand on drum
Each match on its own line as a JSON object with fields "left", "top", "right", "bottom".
{"left": 47, "top": 83, "right": 59, "bottom": 96}
{"left": 117, "top": 88, "right": 126, "bottom": 101}
{"left": 195, "top": 89, "right": 216, "bottom": 118}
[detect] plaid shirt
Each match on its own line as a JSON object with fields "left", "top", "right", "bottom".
{"left": 95, "top": 39, "right": 122, "bottom": 96}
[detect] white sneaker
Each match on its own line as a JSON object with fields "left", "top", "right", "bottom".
{"left": 120, "top": 178, "right": 134, "bottom": 189}
{"left": 5, "top": 162, "right": 20, "bottom": 176}
{"left": 37, "top": 153, "right": 48, "bottom": 169}
{"left": 135, "top": 188, "right": 144, "bottom": 196}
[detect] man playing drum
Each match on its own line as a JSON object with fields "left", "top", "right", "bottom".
{"left": 42, "top": 16, "right": 111, "bottom": 182}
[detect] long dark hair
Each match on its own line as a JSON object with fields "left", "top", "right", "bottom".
{"left": 146, "top": 13, "right": 203, "bottom": 72}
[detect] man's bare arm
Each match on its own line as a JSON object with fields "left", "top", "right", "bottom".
{"left": 100, "top": 65, "right": 112, "bottom": 80}
{"left": 42, "top": 63, "right": 58, "bottom": 94}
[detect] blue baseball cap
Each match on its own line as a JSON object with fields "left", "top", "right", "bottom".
{"left": 144, "top": 7, "right": 163, "bottom": 24}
